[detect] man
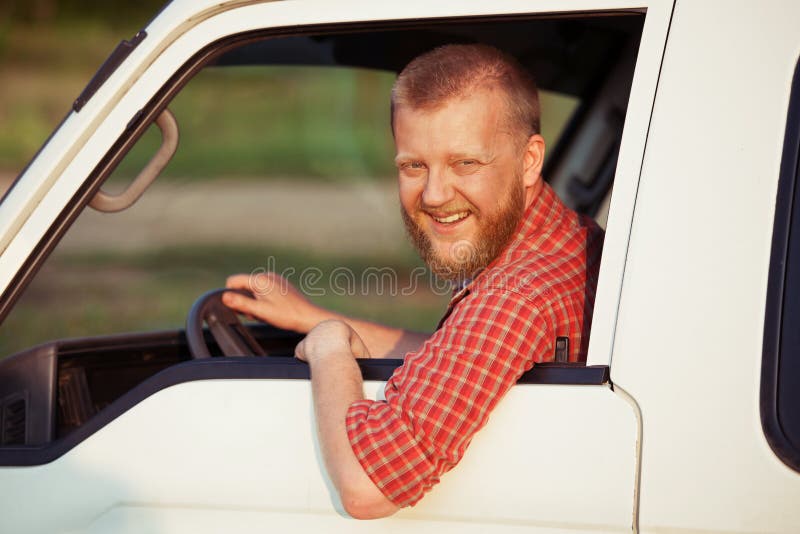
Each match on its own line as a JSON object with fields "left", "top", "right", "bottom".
{"left": 224, "top": 44, "right": 604, "bottom": 519}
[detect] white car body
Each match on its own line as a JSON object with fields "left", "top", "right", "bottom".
{"left": 0, "top": 1, "right": 799, "bottom": 532}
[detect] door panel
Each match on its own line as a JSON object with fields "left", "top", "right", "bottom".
{"left": 1, "top": 379, "right": 636, "bottom": 532}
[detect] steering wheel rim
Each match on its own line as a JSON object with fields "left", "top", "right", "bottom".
{"left": 186, "top": 288, "right": 267, "bottom": 359}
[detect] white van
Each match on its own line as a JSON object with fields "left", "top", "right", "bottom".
{"left": 0, "top": 1, "right": 798, "bottom": 532}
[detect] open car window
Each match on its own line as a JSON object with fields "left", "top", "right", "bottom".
{"left": 0, "top": 67, "right": 584, "bottom": 356}
{"left": 0, "top": 17, "right": 639, "bottom": 355}
{"left": 0, "top": 12, "right": 644, "bottom": 451}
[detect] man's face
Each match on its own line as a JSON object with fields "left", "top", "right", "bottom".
{"left": 394, "top": 87, "right": 544, "bottom": 280}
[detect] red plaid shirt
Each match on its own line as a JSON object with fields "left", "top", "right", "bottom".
{"left": 345, "top": 183, "right": 604, "bottom": 507}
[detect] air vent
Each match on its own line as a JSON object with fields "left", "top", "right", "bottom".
{"left": 1, "top": 395, "right": 26, "bottom": 445}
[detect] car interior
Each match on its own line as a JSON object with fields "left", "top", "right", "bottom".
{"left": 0, "top": 12, "right": 644, "bottom": 461}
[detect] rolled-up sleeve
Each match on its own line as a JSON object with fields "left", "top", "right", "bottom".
{"left": 346, "top": 289, "right": 553, "bottom": 507}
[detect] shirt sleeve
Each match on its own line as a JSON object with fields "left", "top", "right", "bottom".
{"left": 345, "top": 288, "right": 553, "bottom": 507}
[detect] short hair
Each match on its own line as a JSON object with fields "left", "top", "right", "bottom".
{"left": 391, "top": 44, "right": 540, "bottom": 142}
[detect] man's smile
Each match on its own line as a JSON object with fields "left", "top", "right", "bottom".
{"left": 431, "top": 211, "right": 470, "bottom": 224}
{"left": 423, "top": 210, "right": 473, "bottom": 236}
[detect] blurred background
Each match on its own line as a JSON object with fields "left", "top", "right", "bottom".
{"left": 1, "top": 1, "right": 163, "bottom": 174}
{"left": 0, "top": 1, "right": 577, "bottom": 356}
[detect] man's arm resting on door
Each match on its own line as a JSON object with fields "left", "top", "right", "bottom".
{"left": 295, "top": 320, "right": 400, "bottom": 519}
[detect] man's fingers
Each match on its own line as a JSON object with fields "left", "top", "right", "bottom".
{"left": 349, "top": 329, "right": 371, "bottom": 359}
{"left": 222, "top": 292, "right": 262, "bottom": 318}
{"left": 294, "top": 339, "right": 307, "bottom": 361}
{"left": 226, "top": 274, "right": 251, "bottom": 289}
{"left": 227, "top": 272, "right": 273, "bottom": 296}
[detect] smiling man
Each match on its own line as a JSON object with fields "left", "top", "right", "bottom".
{"left": 225, "top": 44, "right": 604, "bottom": 518}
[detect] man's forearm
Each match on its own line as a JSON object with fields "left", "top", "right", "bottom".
{"left": 306, "top": 310, "right": 429, "bottom": 358}
{"left": 307, "top": 351, "right": 399, "bottom": 518}
{"left": 340, "top": 317, "right": 428, "bottom": 359}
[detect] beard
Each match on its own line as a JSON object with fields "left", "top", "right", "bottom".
{"left": 401, "top": 179, "right": 526, "bottom": 282}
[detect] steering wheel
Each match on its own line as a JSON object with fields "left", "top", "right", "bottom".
{"left": 186, "top": 288, "right": 267, "bottom": 359}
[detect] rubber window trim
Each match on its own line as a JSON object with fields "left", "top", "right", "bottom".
{"left": 761, "top": 55, "right": 800, "bottom": 473}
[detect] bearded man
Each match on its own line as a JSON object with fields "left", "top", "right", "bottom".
{"left": 224, "top": 44, "right": 604, "bottom": 519}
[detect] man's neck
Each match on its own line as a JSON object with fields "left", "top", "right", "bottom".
{"left": 523, "top": 179, "right": 545, "bottom": 211}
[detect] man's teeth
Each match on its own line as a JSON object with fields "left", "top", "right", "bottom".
{"left": 433, "top": 212, "right": 469, "bottom": 223}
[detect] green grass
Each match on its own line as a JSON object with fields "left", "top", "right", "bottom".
{"left": 0, "top": 244, "right": 450, "bottom": 357}
{"left": 109, "top": 66, "right": 398, "bottom": 182}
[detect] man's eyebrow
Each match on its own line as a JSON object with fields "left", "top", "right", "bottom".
{"left": 394, "top": 153, "right": 416, "bottom": 165}
{"left": 449, "top": 151, "right": 494, "bottom": 163}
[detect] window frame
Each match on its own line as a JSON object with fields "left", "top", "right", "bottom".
{"left": 0, "top": 9, "right": 652, "bottom": 466}
{"left": 0, "top": 1, "right": 676, "bottom": 374}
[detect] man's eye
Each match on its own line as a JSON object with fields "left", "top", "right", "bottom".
{"left": 403, "top": 161, "right": 424, "bottom": 170}
{"left": 460, "top": 160, "right": 476, "bottom": 166}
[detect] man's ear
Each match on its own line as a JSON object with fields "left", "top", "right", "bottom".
{"left": 522, "top": 133, "right": 546, "bottom": 188}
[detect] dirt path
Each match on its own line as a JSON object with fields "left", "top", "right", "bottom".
{"left": 41, "top": 178, "right": 413, "bottom": 257}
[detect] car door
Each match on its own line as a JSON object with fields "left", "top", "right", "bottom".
{"left": 608, "top": 1, "right": 800, "bottom": 532}
{"left": 0, "top": 1, "right": 673, "bottom": 532}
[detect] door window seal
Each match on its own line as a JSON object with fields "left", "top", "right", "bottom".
{"left": 761, "top": 55, "right": 800, "bottom": 473}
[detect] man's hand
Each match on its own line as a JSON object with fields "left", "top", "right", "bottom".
{"left": 224, "top": 272, "right": 428, "bottom": 357}
{"left": 295, "top": 320, "right": 371, "bottom": 365}
{"left": 224, "top": 272, "right": 324, "bottom": 333}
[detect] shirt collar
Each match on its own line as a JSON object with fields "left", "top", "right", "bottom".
{"left": 438, "top": 182, "right": 565, "bottom": 318}
{"left": 473, "top": 182, "right": 564, "bottom": 283}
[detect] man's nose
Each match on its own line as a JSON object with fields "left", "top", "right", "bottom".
{"left": 421, "top": 167, "right": 455, "bottom": 207}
